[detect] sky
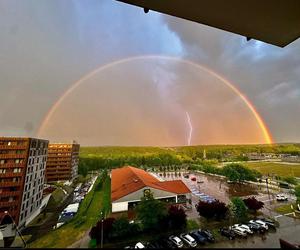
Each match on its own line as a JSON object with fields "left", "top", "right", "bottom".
{"left": 0, "top": 0, "right": 299, "bottom": 146}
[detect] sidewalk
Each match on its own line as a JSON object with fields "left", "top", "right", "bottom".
{"left": 68, "top": 229, "right": 91, "bottom": 248}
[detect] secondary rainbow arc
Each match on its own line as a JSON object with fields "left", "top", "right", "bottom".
{"left": 37, "top": 55, "right": 273, "bottom": 144}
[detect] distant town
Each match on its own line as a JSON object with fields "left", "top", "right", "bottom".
{"left": 0, "top": 138, "right": 300, "bottom": 248}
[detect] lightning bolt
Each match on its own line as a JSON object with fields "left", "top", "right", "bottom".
{"left": 185, "top": 111, "right": 193, "bottom": 146}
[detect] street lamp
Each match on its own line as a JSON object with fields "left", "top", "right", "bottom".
{"left": 100, "top": 211, "right": 103, "bottom": 249}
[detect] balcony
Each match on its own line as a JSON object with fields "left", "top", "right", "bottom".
{"left": 0, "top": 191, "right": 21, "bottom": 197}
{"left": 0, "top": 153, "right": 27, "bottom": 159}
{"left": 0, "top": 162, "right": 26, "bottom": 168}
{"left": 0, "top": 201, "right": 18, "bottom": 207}
{"left": 0, "top": 145, "right": 28, "bottom": 150}
{"left": 0, "top": 182, "right": 22, "bottom": 187}
{"left": 0, "top": 172, "right": 23, "bottom": 178}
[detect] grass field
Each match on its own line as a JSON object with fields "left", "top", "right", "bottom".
{"left": 243, "top": 162, "right": 300, "bottom": 178}
{"left": 28, "top": 174, "right": 111, "bottom": 248}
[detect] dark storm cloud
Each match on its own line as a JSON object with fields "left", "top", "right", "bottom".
{"left": 0, "top": 0, "right": 182, "bottom": 136}
{"left": 162, "top": 15, "right": 300, "bottom": 142}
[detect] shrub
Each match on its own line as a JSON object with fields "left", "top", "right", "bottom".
{"left": 243, "top": 197, "right": 264, "bottom": 213}
{"left": 196, "top": 200, "right": 228, "bottom": 220}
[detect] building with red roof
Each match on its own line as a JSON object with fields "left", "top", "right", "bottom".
{"left": 111, "top": 166, "right": 191, "bottom": 213}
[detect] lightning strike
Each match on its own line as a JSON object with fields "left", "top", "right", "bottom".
{"left": 186, "top": 111, "right": 193, "bottom": 146}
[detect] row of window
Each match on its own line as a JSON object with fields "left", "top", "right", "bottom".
{"left": 0, "top": 168, "right": 22, "bottom": 174}
{"left": 0, "top": 159, "right": 25, "bottom": 164}
{"left": 0, "top": 141, "right": 26, "bottom": 146}
{"left": 20, "top": 196, "right": 42, "bottom": 222}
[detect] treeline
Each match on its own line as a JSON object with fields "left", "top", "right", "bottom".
{"left": 78, "top": 144, "right": 300, "bottom": 176}
{"left": 189, "top": 163, "right": 262, "bottom": 182}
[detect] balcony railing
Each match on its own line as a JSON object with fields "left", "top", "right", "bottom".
{"left": 0, "top": 201, "right": 18, "bottom": 207}
{"left": 0, "top": 191, "right": 21, "bottom": 197}
{"left": 0, "top": 172, "right": 23, "bottom": 178}
{"left": 0, "top": 145, "right": 28, "bottom": 150}
{"left": 0, "top": 181, "right": 22, "bottom": 187}
{"left": 0, "top": 153, "right": 27, "bottom": 159}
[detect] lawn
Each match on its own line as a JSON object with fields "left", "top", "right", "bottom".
{"left": 28, "top": 173, "right": 111, "bottom": 248}
{"left": 274, "top": 203, "right": 300, "bottom": 218}
{"left": 243, "top": 162, "right": 300, "bottom": 178}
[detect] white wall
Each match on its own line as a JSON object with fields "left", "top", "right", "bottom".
{"left": 112, "top": 201, "right": 128, "bottom": 213}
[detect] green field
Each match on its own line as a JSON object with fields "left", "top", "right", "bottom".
{"left": 28, "top": 173, "right": 111, "bottom": 248}
{"left": 243, "top": 162, "right": 300, "bottom": 178}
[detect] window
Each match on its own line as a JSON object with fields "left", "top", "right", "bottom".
{"left": 15, "top": 159, "right": 20, "bottom": 164}
{"left": 0, "top": 169, "right": 6, "bottom": 174}
{"left": 0, "top": 159, "right": 5, "bottom": 165}
{"left": 7, "top": 141, "right": 11, "bottom": 146}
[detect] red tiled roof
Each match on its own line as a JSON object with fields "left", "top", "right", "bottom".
{"left": 111, "top": 166, "right": 190, "bottom": 201}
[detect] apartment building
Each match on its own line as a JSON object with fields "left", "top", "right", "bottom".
{"left": 46, "top": 142, "right": 80, "bottom": 183}
{"left": 0, "top": 137, "right": 48, "bottom": 227}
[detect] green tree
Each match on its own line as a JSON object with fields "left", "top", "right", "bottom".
{"left": 230, "top": 197, "right": 247, "bottom": 220}
{"left": 295, "top": 185, "right": 300, "bottom": 202}
{"left": 136, "top": 191, "right": 167, "bottom": 231}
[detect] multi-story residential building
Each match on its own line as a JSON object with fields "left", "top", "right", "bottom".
{"left": 46, "top": 142, "right": 80, "bottom": 183}
{"left": 0, "top": 137, "right": 48, "bottom": 228}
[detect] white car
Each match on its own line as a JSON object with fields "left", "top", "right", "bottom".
{"left": 230, "top": 226, "right": 247, "bottom": 237}
{"left": 134, "top": 242, "right": 145, "bottom": 249}
{"left": 169, "top": 235, "right": 184, "bottom": 248}
{"left": 276, "top": 194, "right": 288, "bottom": 201}
{"left": 233, "top": 224, "right": 253, "bottom": 234}
{"left": 180, "top": 233, "right": 197, "bottom": 248}
{"left": 249, "top": 220, "right": 268, "bottom": 230}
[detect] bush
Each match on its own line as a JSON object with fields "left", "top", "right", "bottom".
{"left": 89, "top": 217, "right": 116, "bottom": 244}
{"left": 243, "top": 197, "right": 264, "bottom": 213}
{"left": 230, "top": 197, "right": 247, "bottom": 220}
{"left": 222, "top": 164, "right": 261, "bottom": 182}
{"left": 196, "top": 200, "right": 228, "bottom": 220}
{"left": 167, "top": 205, "right": 187, "bottom": 229}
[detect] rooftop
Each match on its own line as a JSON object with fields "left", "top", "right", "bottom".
{"left": 111, "top": 166, "right": 190, "bottom": 201}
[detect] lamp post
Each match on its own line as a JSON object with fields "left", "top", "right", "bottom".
{"left": 100, "top": 211, "right": 103, "bottom": 249}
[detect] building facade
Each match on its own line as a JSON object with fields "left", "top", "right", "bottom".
{"left": 111, "top": 166, "right": 191, "bottom": 213}
{"left": 0, "top": 137, "right": 48, "bottom": 227}
{"left": 46, "top": 142, "right": 80, "bottom": 183}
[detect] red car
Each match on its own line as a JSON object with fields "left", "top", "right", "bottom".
{"left": 191, "top": 177, "right": 196, "bottom": 181}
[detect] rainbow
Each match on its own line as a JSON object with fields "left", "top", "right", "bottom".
{"left": 37, "top": 55, "right": 273, "bottom": 144}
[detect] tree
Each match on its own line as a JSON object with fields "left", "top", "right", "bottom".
{"left": 89, "top": 217, "right": 116, "bottom": 244}
{"left": 243, "top": 197, "right": 264, "bottom": 213}
{"left": 168, "top": 205, "right": 187, "bottom": 229}
{"left": 222, "top": 164, "right": 261, "bottom": 182}
{"left": 111, "top": 217, "right": 140, "bottom": 238}
{"left": 295, "top": 185, "right": 300, "bottom": 202}
{"left": 136, "top": 191, "right": 167, "bottom": 231}
{"left": 230, "top": 197, "right": 247, "bottom": 220}
{"left": 196, "top": 200, "right": 228, "bottom": 220}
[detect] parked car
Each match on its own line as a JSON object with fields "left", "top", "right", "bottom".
{"left": 230, "top": 226, "right": 248, "bottom": 237}
{"left": 247, "top": 222, "right": 266, "bottom": 234}
{"left": 191, "top": 177, "right": 196, "bottom": 181}
{"left": 276, "top": 194, "right": 288, "bottom": 201}
{"left": 134, "top": 242, "right": 145, "bottom": 249}
{"left": 233, "top": 224, "right": 254, "bottom": 235}
{"left": 184, "top": 175, "right": 189, "bottom": 178}
{"left": 169, "top": 235, "right": 184, "bottom": 248}
{"left": 189, "top": 231, "right": 207, "bottom": 244}
{"left": 249, "top": 220, "right": 268, "bottom": 230}
{"left": 157, "top": 239, "right": 178, "bottom": 249}
{"left": 180, "top": 233, "right": 197, "bottom": 248}
{"left": 197, "top": 229, "right": 215, "bottom": 242}
{"left": 260, "top": 218, "right": 277, "bottom": 229}
{"left": 157, "top": 239, "right": 177, "bottom": 249}
{"left": 219, "top": 227, "right": 235, "bottom": 240}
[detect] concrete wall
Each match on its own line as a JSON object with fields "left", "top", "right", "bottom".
{"left": 112, "top": 201, "right": 128, "bottom": 213}
{"left": 114, "top": 186, "right": 177, "bottom": 203}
